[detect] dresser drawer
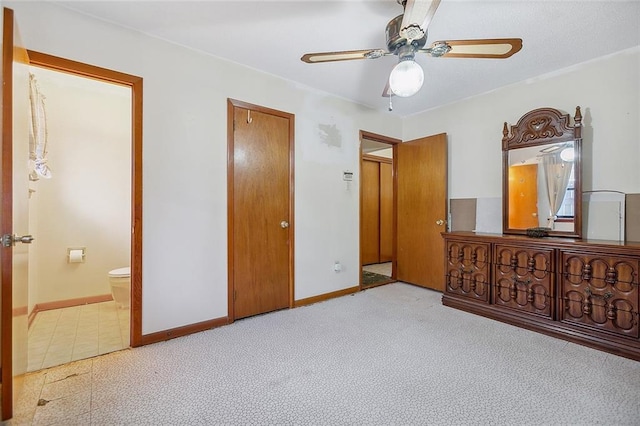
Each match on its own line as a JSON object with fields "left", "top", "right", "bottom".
{"left": 560, "top": 251, "right": 640, "bottom": 339}
{"left": 445, "top": 241, "right": 490, "bottom": 302}
{"left": 442, "top": 232, "right": 640, "bottom": 360}
{"left": 492, "top": 245, "right": 554, "bottom": 318}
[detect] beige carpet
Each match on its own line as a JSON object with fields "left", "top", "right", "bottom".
{"left": 11, "top": 282, "right": 640, "bottom": 425}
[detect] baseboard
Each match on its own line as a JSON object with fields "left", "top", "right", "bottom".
{"left": 13, "top": 305, "right": 28, "bottom": 326}
{"left": 32, "top": 294, "right": 113, "bottom": 315}
{"left": 28, "top": 286, "right": 365, "bottom": 348}
{"left": 362, "top": 279, "right": 396, "bottom": 289}
{"left": 294, "top": 285, "right": 360, "bottom": 308}
{"left": 12, "top": 306, "right": 27, "bottom": 317}
{"left": 135, "top": 286, "right": 362, "bottom": 347}
{"left": 29, "top": 294, "right": 114, "bottom": 327}
{"left": 138, "top": 316, "right": 230, "bottom": 347}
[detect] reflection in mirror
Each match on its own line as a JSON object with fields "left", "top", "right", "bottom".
{"left": 502, "top": 106, "right": 582, "bottom": 238}
{"left": 508, "top": 141, "right": 575, "bottom": 231}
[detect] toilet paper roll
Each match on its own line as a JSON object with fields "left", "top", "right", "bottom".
{"left": 68, "top": 249, "right": 84, "bottom": 263}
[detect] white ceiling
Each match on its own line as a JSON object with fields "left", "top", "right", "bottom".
{"left": 54, "top": 0, "right": 640, "bottom": 117}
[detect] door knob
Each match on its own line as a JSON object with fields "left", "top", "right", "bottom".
{"left": 280, "top": 221, "right": 289, "bottom": 229}
{"left": 2, "top": 234, "right": 34, "bottom": 247}
{"left": 436, "top": 220, "right": 445, "bottom": 226}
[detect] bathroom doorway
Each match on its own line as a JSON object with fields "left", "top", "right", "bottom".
{"left": 24, "top": 57, "right": 138, "bottom": 371}
{"left": 360, "top": 131, "right": 400, "bottom": 288}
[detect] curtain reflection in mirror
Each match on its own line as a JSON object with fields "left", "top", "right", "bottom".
{"left": 542, "top": 152, "right": 573, "bottom": 229}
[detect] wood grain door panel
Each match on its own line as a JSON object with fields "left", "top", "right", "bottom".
{"left": 361, "top": 159, "right": 380, "bottom": 265}
{"left": 1, "top": 8, "right": 30, "bottom": 419}
{"left": 397, "top": 134, "right": 448, "bottom": 290}
{"left": 379, "top": 162, "right": 393, "bottom": 262}
{"left": 230, "top": 102, "right": 293, "bottom": 320}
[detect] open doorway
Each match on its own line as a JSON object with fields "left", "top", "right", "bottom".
{"left": 1, "top": 18, "right": 142, "bottom": 417}
{"left": 25, "top": 65, "right": 132, "bottom": 371}
{"left": 360, "top": 131, "right": 400, "bottom": 288}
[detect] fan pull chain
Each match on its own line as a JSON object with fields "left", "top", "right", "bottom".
{"left": 388, "top": 95, "right": 393, "bottom": 112}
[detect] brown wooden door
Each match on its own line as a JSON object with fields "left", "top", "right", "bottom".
{"left": 361, "top": 159, "right": 380, "bottom": 265}
{"left": 361, "top": 156, "right": 393, "bottom": 265}
{"left": 1, "top": 8, "right": 30, "bottom": 420}
{"left": 228, "top": 100, "right": 293, "bottom": 320}
{"left": 379, "top": 161, "right": 393, "bottom": 262}
{"left": 396, "top": 133, "right": 448, "bottom": 291}
{"left": 508, "top": 164, "right": 539, "bottom": 229}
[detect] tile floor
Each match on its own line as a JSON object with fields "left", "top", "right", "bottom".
{"left": 362, "top": 261, "right": 392, "bottom": 276}
{"left": 27, "top": 301, "right": 130, "bottom": 372}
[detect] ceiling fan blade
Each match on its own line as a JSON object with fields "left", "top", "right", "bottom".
{"left": 301, "top": 49, "right": 389, "bottom": 63}
{"left": 400, "top": 0, "right": 442, "bottom": 42}
{"left": 426, "top": 38, "right": 523, "bottom": 59}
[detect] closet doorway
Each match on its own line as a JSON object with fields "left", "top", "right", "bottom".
{"left": 360, "top": 131, "right": 400, "bottom": 288}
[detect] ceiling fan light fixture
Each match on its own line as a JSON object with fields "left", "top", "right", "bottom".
{"left": 389, "top": 59, "right": 424, "bottom": 97}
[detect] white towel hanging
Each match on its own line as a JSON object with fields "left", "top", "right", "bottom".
{"left": 29, "top": 73, "right": 52, "bottom": 180}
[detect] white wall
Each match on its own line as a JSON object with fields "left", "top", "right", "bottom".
{"left": 7, "top": 2, "right": 402, "bottom": 334}
{"left": 28, "top": 67, "right": 131, "bottom": 305}
{"left": 403, "top": 47, "right": 640, "bottom": 203}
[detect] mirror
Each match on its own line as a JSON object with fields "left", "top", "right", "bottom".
{"left": 502, "top": 107, "right": 583, "bottom": 238}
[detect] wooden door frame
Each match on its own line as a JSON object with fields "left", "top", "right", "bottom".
{"left": 25, "top": 51, "right": 144, "bottom": 347}
{"left": 359, "top": 130, "right": 401, "bottom": 288}
{"left": 2, "top": 8, "right": 18, "bottom": 418}
{"left": 227, "top": 98, "right": 295, "bottom": 322}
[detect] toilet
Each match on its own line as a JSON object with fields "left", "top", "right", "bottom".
{"left": 108, "top": 267, "right": 130, "bottom": 309}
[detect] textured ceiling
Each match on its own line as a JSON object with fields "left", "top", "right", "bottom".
{"left": 55, "top": 0, "right": 640, "bottom": 117}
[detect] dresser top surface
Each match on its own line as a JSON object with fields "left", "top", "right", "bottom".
{"left": 443, "top": 231, "right": 640, "bottom": 251}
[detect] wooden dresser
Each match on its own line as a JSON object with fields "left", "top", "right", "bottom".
{"left": 442, "top": 231, "right": 640, "bottom": 360}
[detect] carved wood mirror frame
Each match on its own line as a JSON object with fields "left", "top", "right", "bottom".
{"left": 502, "top": 106, "right": 583, "bottom": 238}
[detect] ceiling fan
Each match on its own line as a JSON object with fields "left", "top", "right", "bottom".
{"left": 301, "top": 0, "right": 522, "bottom": 99}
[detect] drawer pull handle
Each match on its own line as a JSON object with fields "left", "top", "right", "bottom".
{"left": 606, "top": 303, "right": 617, "bottom": 321}
{"left": 605, "top": 267, "right": 618, "bottom": 285}
{"left": 581, "top": 264, "right": 592, "bottom": 281}
{"left": 585, "top": 287, "right": 613, "bottom": 300}
{"left": 583, "top": 288, "right": 615, "bottom": 317}
{"left": 512, "top": 278, "right": 532, "bottom": 286}
{"left": 510, "top": 277, "right": 532, "bottom": 300}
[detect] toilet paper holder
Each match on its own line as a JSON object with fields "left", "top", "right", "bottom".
{"left": 67, "top": 247, "right": 86, "bottom": 263}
